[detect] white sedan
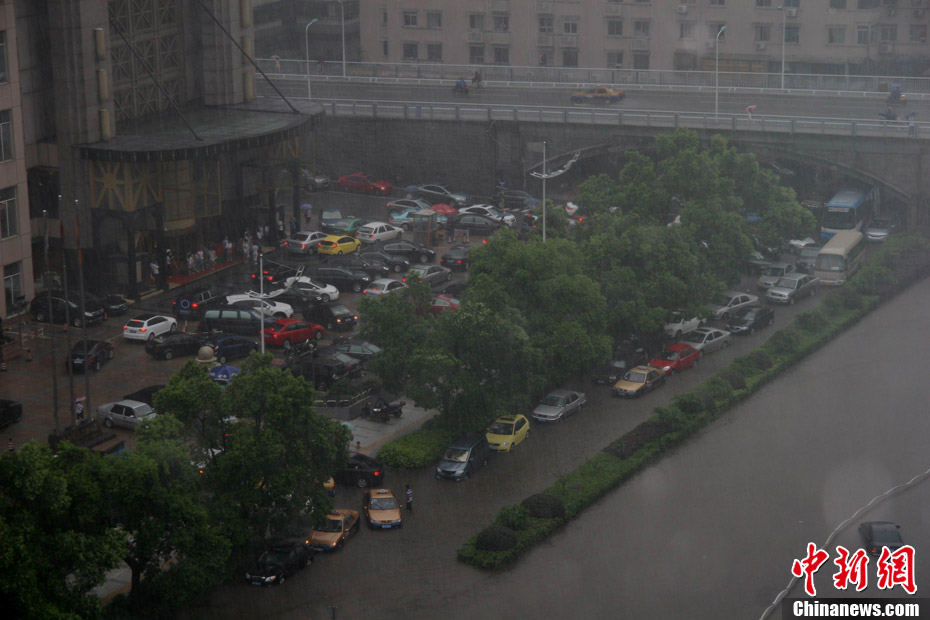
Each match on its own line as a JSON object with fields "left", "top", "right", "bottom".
{"left": 664, "top": 312, "right": 704, "bottom": 339}
{"left": 458, "top": 204, "right": 516, "bottom": 227}
{"left": 281, "top": 276, "right": 340, "bottom": 302}
{"left": 123, "top": 313, "right": 178, "bottom": 341}
{"left": 224, "top": 294, "right": 294, "bottom": 318}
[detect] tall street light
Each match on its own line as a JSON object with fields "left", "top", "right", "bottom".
{"left": 304, "top": 18, "right": 319, "bottom": 100}
{"left": 529, "top": 144, "right": 580, "bottom": 242}
{"left": 338, "top": 0, "right": 346, "bottom": 78}
{"left": 779, "top": 6, "right": 787, "bottom": 90}
{"left": 714, "top": 25, "right": 726, "bottom": 122}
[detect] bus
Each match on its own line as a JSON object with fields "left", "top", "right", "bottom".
{"left": 814, "top": 230, "right": 866, "bottom": 286}
{"left": 820, "top": 188, "right": 876, "bottom": 241}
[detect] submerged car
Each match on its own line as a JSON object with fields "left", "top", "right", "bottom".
{"left": 305, "top": 509, "right": 361, "bottom": 551}
{"left": 486, "top": 414, "right": 530, "bottom": 452}
{"left": 362, "top": 488, "right": 403, "bottom": 530}
{"left": 245, "top": 543, "right": 315, "bottom": 586}
{"left": 531, "top": 390, "right": 586, "bottom": 423}
{"left": 612, "top": 365, "right": 667, "bottom": 398}
{"left": 648, "top": 344, "right": 700, "bottom": 376}
{"left": 727, "top": 305, "right": 775, "bottom": 336}
{"left": 858, "top": 521, "right": 904, "bottom": 557}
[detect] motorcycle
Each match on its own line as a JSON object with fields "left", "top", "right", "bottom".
{"left": 451, "top": 83, "right": 469, "bottom": 96}
{"left": 879, "top": 108, "right": 898, "bottom": 121}
{"left": 360, "top": 402, "right": 390, "bottom": 423}
{"left": 887, "top": 83, "right": 907, "bottom": 105}
{"left": 372, "top": 399, "right": 405, "bottom": 419}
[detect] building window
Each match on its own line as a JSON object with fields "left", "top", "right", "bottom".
{"left": 633, "top": 53, "right": 649, "bottom": 70}
{"left": 709, "top": 23, "right": 726, "bottom": 39}
{"left": 857, "top": 0, "right": 878, "bottom": 8}
{"left": 563, "top": 19, "right": 578, "bottom": 35}
{"left": 493, "top": 46, "right": 510, "bottom": 64}
{"left": 755, "top": 24, "right": 771, "bottom": 42}
{"left": 828, "top": 27, "right": 845, "bottom": 44}
{"left": 382, "top": 10, "right": 388, "bottom": 24}
{"left": 857, "top": 25, "right": 870, "bottom": 45}
{"left": 469, "top": 14, "right": 485, "bottom": 30}
{"left": 427, "top": 43, "right": 442, "bottom": 61}
{"left": 880, "top": 24, "right": 897, "bottom": 42}
{"left": 634, "top": 21, "right": 650, "bottom": 37}
{"left": 381, "top": 40, "right": 388, "bottom": 57}
{"left": 539, "top": 16, "right": 554, "bottom": 33}
{"left": 608, "top": 20, "right": 623, "bottom": 37}
{"left": 829, "top": 0, "right": 846, "bottom": 8}
{"left": 403, "top": 43, "right": 418, "bottom": 60}
{"left": 538, "top": 49, "right": 552, "bottom": 66}
{"left": 0, "top": 32, "right": 7, "bottom": 84}
{"left": 469, "top": 45, "right": 485, "bottom": 64}
{"left": 784, "top": 0, "right": 799, "bottom": 6}
{"left": 710, "top": 0, "right": 725, "bottom": 5}
{"left": 785, "top": 25, "right": 799, "bottom": 43}
{"left": 680, "top": 22, "right": 695, "bottom": 40}
{"left": 0, "top": 110, "right": 12, "bottom": 162}
{"left": 493, "top": 15, "right": 509, "bottom": 32}
{"left": 426, "top": 12, "right": 442, "bottom": 29}
{"left": 755, "top": 0, "right": 772, "bottom": 6}
{"left": 607, "top": 52, "right": 624, "bottom": 68}
{"left": 910, "top": 24, "right": 928, "bottom": 42}
{"left": 0, "top": 187, "right": 17, "bottom": 238}
{"left": 403, "top": 11, "right": 417, "bottom": 27}
{"left": 3, "top": 260, "right": 22, "bottom": 309}
{"left": 562, "top": 50, "right": 578, "bottom": 66}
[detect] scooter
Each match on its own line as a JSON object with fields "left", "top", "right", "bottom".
{"left": 451, "top": 83, "right": 469, "bottom": 96}
{"left": 372, "top": 400, "right": 405, "bottom": 419}
{"left": 879, "top": 108, "right": 898, "bottom": 121}
{"left": 360, "top": 402, "right": 391, "bottom": 423}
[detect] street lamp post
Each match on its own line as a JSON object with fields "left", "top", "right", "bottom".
{"left": 305, "top": 18, "right": 319, "bottom": 100}
{"left": 714, "top": 25, "right": 726, "bottom": 122}
{"left": 529, "top": 146, "right": 580, "bottom": 243}
{"left": 338, "top": 0, "right": 346, "bottom": 78}
{"left": 779, "top": 6, "right": 787, "bottom": 90}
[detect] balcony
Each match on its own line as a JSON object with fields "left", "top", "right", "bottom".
{"left": 467, "top": 31, "right": 485, "bottom": 43}
{"left": 632, "top": 38, "right": 649, "bottom": 51}
{"left": 491, "top": 0, "right": 510, "bottom": 13}
{"left": 488, "top": 32, "right": 511, "bottom": 45}
{"left": 537, "top": 1, "right": 554, "bottom": 13}
{"left": 537, "top": 33, "right": 554, "bottom": 47}
{"left": 558, "top": 34, "right": 578, "bottom": 48}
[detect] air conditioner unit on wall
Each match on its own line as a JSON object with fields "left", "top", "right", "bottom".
{"left": 755, "top": 42, "right": 767, "bottom": 51}
{"left": 786, "top": 8, "right": 798, "bottom": 17}
{"left": 676, "top": 5, "right": 688, "bottom": 14}
{"left": 704, "top": 40, "right": 715, "bottom": 49}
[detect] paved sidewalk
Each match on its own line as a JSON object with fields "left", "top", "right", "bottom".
{"left": 346, "top": 398, "right": 437, "bottom": 456}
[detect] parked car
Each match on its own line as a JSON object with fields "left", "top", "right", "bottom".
{"left": 708, "top": 292, "right": 760, "bottom": 320}
{"left": 283, "top": 231, "right": 327, "bottom": 255}
{"left": 359, "top": 249, "right": 410, "bottom": 273}
{"left": 356, "top": 221, "right": 403, "bottom": 243}
{"left": 123, "top": 314, "right": 178, "bottom": 342}
{"left": 727, "top": 305, "right": 775, "bottom": 336}
{"left": 315, "top": 349, "right": 363, "bottom": 375}
{"left": 321, "top": 217, "right": 367, "bottom": 237}
{"left": 301, "top": 168, "right": 331, "bottom": 191}
{"left": 372, "top": 240, "right": 436, "bottom": 264}
{"left": 145, "top": 332, "right": 206, "bottom": 360}
{"left": 317, "top": 235, "right": 362, "bottom": 256}
{"left": 95, "top": 399, "right": 156, "bottom": 430}
{"left": 486, "top": 414, "right": 530, "bottom": 452}
{"left": 435, "top": 433, "right": 491, "bottom": 481}
{"left": 440, "top": 245, "right": 470, "bottom": 271}
{"left": 86, "top": 291, "right": 129, "bottom": 317}
{"left": 282, "top": 276, "right": 340, "bottom": 302}
{"left": 320, "top": 207, "right": 344, "bottom": 232}
{"left": 865, "top": 216, "right": 896, "bottom": 242}
{"left": 766, "top": 273, "right": 820, "bottom": 305}
{"left": 362, "top": 278, "right": 408, "bottom": 297}
{"left": 0, "top": 399, "right": 23, "bottom": 429}
{"left": 612, "top": 365, "right": 667, "bottom": 398}
{"left": 264, "top": 287, "right": 325, "bottom": 316}
{"left": 648, "top": 344, "right": 700, "bottom": 376}
{"left": 302, "top": 302, "right": 358, "bottom": 331}
{"left": 757, "top": 262, "right": 797, "bottom": 290}
{"left": 335, "top": 452, "right": 385, "bottom": 488}
{"left": 531, "top": 390, "right": 587, "bottom": 423}
{"left": 386, "top": 206, "right": 437, "bottom": 231}
{"left": 458, "top": 204, "right": 516, "bottom": 227}
{"left": 570, "top": 85, "right": 624, "bottom": 104}
{"left": 122, "top": 385, "right": 165, "bottom": 407}
{"left": 446, "top": 213, "right": 501, "bottom": 236}
{"left": 332, "top": 338, "right": 382, "bottom": 362}
{"left": 30, "top": 293, "right": 105, "bottom": 327}
{"left": 224, "top": 294, "right": 294, "bottom": 319}
{"left": 308, "top": 265, "right": 371, "bottom": 293}
{"left": 402, "top": 265, "right": 452, "bottom": 286}
{"left": 199, "top": 306, "right": 265, "bottom": 336}
{"left": 422, "top": 294, "right": 460, "bottom": 316}
{"left": 287, "top": 355, "right": 349, "bottom": 388}
{"left": 433, "top": 279, "right": 468, "bottom": 297}
{"left": 336, "top": 173, "right": 392, "bottom": 196}
{"left": 67, "top": 339, "right": 115, "bottom": 372}
{"left": 495, "top": 189, "right": 539, "bottom": 211}
{"left": 330, "top": 255, "right": 391, "bottom": 280}
{"left": 664, "top": 312, "right": 704, "bottom": 339}
{"left": 305, "top": 509, "right": 361, "bottom": 551}
{"left": 858, "top": 521, "right": 904, "bottom": 557}
{"left": 414, "top": 183, "right": 470, "bottom": 207}
{"left": 362, "top": 488, "right": 403, "bottom": 529}
{"left": 263, "top": 318, "right": 324, "bottom": 349}
{"left": 245, "top": 543, "right": 315, "bottom": 586}
{"left": 591, "top": 358, "right": 631, "bottom": 385}
{"left": 680, "top": 327, "right": 731, "bottom": 355}
{"left": 173, "top": 288, "right": 221, "bottom": 319}
{"left": 206, "top": 333, "right": 259, "bottom": 364}
{"left": 387, "top": 198, "right": 431, "bottom": 214}
{"left": 795, "top": 245, "right": 821, "bottom": 274}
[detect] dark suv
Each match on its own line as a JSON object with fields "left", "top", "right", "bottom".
{"left": 308, "top": 266, "right": 371, "bottom": 293}
{"left": 371, "top": 240, "right": 435, "bottom": 264}
{"left": 173, "top": 288, "right": 220, "bottom": 319}
{"left": 30, "top": 293, "right": 105, "bottom": 327}
{"left": 302, "top": 302, "right": 358, "bottom": 331}
{"left": 335, "top": 452, "right": 386, "bottom": 488}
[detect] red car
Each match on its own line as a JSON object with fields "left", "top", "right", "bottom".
{"left": 421, "top": 295, "right": 460, "bottom": 316}
{"left": 648, "top": 343, "right": 700, "bottom": 376}
{"left": 262, "top": 318, "right": 325, "bottom": 349}
{"left": 336, "top": 173, "right": 393, "bottom": 196}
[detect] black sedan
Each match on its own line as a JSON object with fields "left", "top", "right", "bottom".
{"left": 302, "top": 302, "right": 358, "bottom": 331}
{"left": 206, "top": 333, "right": 259, "bottom": 364}
{"left": 359, "top": 249, "right": 409, "bottom": 273}
{"left": 440, "top": 245, "right": 470, "bottom": 271}
{"left": 495, "top": 188, "right": 539, "bottom": 210}
{"left": 371, "top": 240, "right": 435, "bottom": 264}
{"left": 245, "top": 543, "right": 315, "bottom": 586}
{"left": 265, "top": 287, "right": 325, "bottom": 315}
{"left": 87, "top": 292, "right": 130, "bottom": 317}
{"left": 0, "top": 399, "right": 23, "bottom": 428}
{"left": 335, "top": 452, "right": 386, "bottom": 488}
{"left": 433, "top": 279, "right": 468, "bottom": 298}
{"left": 309, "top": 266, "right": 371, "bottom": 293}
{"left": 332, "top": 338, "right": 382, "bottom": 363}
{"left": 328, "top": 255, "right": 392, "bottom": 279}
{"left": 727, "top": 305, "right": 775, "bottom": 336}
{"left": 145, "top": 332, "right": 206, "bottom": 360}
{"left": 67, "top": 340, "right": 115, "bottom": 372}
{"left": 858, "top": 521, "right": 904, "bottom": 557}
{"left": 446, "top": 214, "right": 501, "bottom": 236}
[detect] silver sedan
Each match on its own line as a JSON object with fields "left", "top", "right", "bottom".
{"left": 678, "top": 327, "right": 731, "bottom": 356}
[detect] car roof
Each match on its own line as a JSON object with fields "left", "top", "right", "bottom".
{"left": 779, "top": 272, "right": 808, "bottom": 281}
{"left": 131, "top": 313, "right": 158, "bottom": 320}
{"left": 666, "top": 343, "right": 696, "bottom": 352}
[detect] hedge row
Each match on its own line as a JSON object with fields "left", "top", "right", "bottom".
{"left": 458, "top": 232, "right": 930, "bottom": 570}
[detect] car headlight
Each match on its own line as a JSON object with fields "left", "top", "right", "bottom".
{"left": 501, "top": 441, "right": 510, "bottom": 447}
{"left": 661, "top": 365, "right": 671, "bottom": 371}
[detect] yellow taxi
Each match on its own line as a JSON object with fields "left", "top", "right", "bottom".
{"left": 570, "top": 85, "right": 624, "bottom": 104}
{"left": 322, "top": 477, "right": 335, "bottom": 497}
{"left": 612, "top": 365, "right": 667, "bottom": 398}
{"left": 317, "top": 235, "right": 362, "bottom": 256}
{"left": 485, "top": 414, "right": 530, "bottom": 452}
{"left": 305, "top": 508, "right": 360, "bottom": 551}
{"left": 363, "top": 488, "right": 403, "bottom": 529}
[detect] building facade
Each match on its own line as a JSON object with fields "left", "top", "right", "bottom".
{"left": 252, "top": 0, "right": 360, "bottom": 64}
{"left": 361, "top": 0, "right": 930, "bottom": 75}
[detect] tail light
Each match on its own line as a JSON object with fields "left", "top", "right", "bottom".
{"left": 192, "top": 303, "right": 199, "bottom": 309}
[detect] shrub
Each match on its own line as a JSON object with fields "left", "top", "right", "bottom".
{"left": 853, "top": 265, "right": 895, "bottom": 299}
{"left": 833, "top": 287, "right": 863, "bottom": 311}
{"left": 795, "top": 309, "right": 828, "bottom": 333}
{"left": 498, "top": 504, "right": 529, "bottom": 531}
{"left": 673, "top": 393, "right": 705, "bottom": 416}
{"left": 733, "top": 350, "right": 773, "bottom": 374}
{"left": 376, "top": 427, "right": 458, "bottom": 469}
{"left": 718, "top": 367, "right": 746, "bottom": 391}
{"left": 475, "top": 524, "right": 518, "bottom": 551}
{"left": 521, "top": 493, "right": 566, "bottom": 520}
{"left": 768, "top": 328, "right": 801, "bottom": 356}
{"left": 603, "top": 420, "right": 673, "bottom": 458}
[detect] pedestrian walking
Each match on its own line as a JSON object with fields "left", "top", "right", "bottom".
{"left": 7, "top": 437, "right": 13, "bottom": 452}
{"left": 405, "top": 484, "right": 413, "bottom": 511}
{"left": 251, "top": 243, "right": 259, "bottom": 264}
{"left": 74, "top": 397, "right": 85, "bottom": 422}
{"left": 149, "top": 259, "right": 159, "bottom": 285}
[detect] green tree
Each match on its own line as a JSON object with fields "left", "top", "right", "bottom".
{"left": 358, "top": 291, "right": 429, "bottom": 391}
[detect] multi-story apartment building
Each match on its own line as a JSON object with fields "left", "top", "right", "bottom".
{"left": 362, "top": 0, "right": 930, "bottom": 75}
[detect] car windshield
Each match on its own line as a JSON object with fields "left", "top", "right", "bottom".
{"left": 331, "top": 305, "right": 352, "bottom": 317}
{"left": 319, "top": 518, "right": 343, "bottom": 533}
{"left": 488, "top": 421, "right": 514, "bottom": 435}
{"left": 682, "top": 333, "right": 704, "bottom": 344}
{"left": 623, "top": 370, "right": 646, "bottom": 383}
{"left": 740, "top": 310, "right": 757, "bottom": 321}
{"left": 800, "top": 247, "right": 820, "bottom": 259}
{"left": 657, "top": 349, "right": 677, "bottom": 361}
{"left": 872, "top": 526, "right": 901, "bottom": 543}
{"left": 815, "top": 254, "right": 844, "bottom": 272}
{"left": 542, "top": 395, "right": 565, "bottom": 407}
{"left": 775, "top": 278, "right": 798, "bottom": 289}
{"left": 260, "top": 549, "right": 289, "bottom": 565}
{"left": 443, "top": 448, "right": 469, "bottom": 463}
{"left": 763, "top": 266, "right": 784, "bottom": 276}
{"left": 870, "top": 218, "right": 891, "bottom": 229}
{"left": 370, "top": 497, "right": 398, "bottom": 510}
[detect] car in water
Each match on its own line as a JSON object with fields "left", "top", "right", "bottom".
{"left": 282, "top": 276, "right": 340, "bottom": 302}
{"left": 356, "top": 221, "right": 404, "bottom": 244}
{"left": 321, "top": 217, "right": 368, "bottom": 237}
{"left": 707, "top": 292, "right": 759, "bottom": 320}
{"left": 440, "top": 245, "right": 470, "bottom": 271}
{"left": 402, "top": 265, "right": 452, "bottom": 287}
{"left": 283, "top": 230, "right": 327, "bottom": 255}
{"left": 316, "top": 235, "right": 362, "bottom": 256}
{"left": 362, "top": 488, "right": 403, "bottom": 530}
{"left": 95, "top": 400, "right": 156, "bottom": 430}
{"left": 435, "top": 434, "right": 491, "bottom": 481}
{"left": 302, "top": 302, "right": 358, "bottom": 331}
{"left": 679, "top": 327, "right": 731, "bottom": 355}
{"left": 414, "top": 183, "right": 470, "bottom": 207}
{"left": 308, "top": 266, "right": 371, "bottom": 293}
{"left": 262, "top": 318, "right": 325, "bottom": 349}
{"left": 648, "top": 344, "right": 700, "bottom": 376}
{"left": 372, "top": 240, "right": 436, "bottom": 264}
{"left": 612, "top": 365, "right": 667, "bottom": 398}
{"left": 304, "top": 509, "right": 361, "bottom": 551}
{"left": 335, "top": 452, "right": 385, "bottom": 488}
{"left": 205, "top": 333, "right": 259, "bottom": 364}
{"left": 362, "top": 278, "right": 408, "bottom": 297}
{"left": 864, "top": 216, "right": 896, "bottom": 242}
{"left": 67, "top": 339, "right": 115, "bottom": 372}
{"left": 858, "top": 521, "right": 904, "bottom": 557}
{"left": 145, "top": 332, "right": 206, "bottom": 360}
{"left": 486, "top": 414, "right": 531, "bottom": 452}
{"left": 727, "top": 305, "right": 775, "bottom": 336}
{"left": 531, "top": 390, "right": 586, "bottom": 423}
{"left": 757, "top": 262, "right": 797, "bottom": 290}
{"left": 457, "top": 204, "right": 516, "bottom": 227}
{"left": 663, "top": 312, "right": 704, "bottom": 340}
{"left": 359, "top": 249, "right": 410, "bottom": 273}
{"left": 245, "top": 543, "right": 315, "bottom": 586}
{"left": 766, "top": 273, "right": 820, "bottom": 305}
